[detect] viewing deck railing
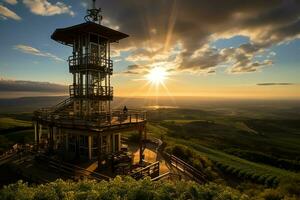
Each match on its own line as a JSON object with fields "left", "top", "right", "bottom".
{"left": 33, "top": 109, "right": 147, "bottom": 129}
{"left": 68, "top": 54, "right": 113, "bottom": 73}
{"left": 69, "top": 85, "right": 113, "bottom": 98}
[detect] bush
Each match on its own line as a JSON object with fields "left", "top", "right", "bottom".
{"left": 257, "top": 175, "right": 267, "bottom": 184}
{"left": 259, "top": 189, "right": 283, "bottom": 200}
{"left": 278, "top": 178, "right": 300, "bottom": 197}
{"left": 265, "top": 176, "right": 276, "bottom": 187}
{"left": 0, "top": 177, "right": 250, "bottom": 200}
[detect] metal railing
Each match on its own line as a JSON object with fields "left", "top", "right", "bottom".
{"left": 68, "top": 54, "right": 113, "bottom": 72}
{"left": 36, "top": 155, "right": 110, "bottom": 181}
{"left": 0, "top": 148, "right": 18, "bottom": 165}
{"left": 34, "top": 109, "right": 147, "bottom": 128}
{"left": 69, "top": 85, "right": 113, "bottom": 98}
{"left": 165, "top": 153, "right": 207, "bottom": 183}
{"left": 53, "top": 98, "right": 73, "bottom": 112}
{"left": 130, "top": 161, "right": 160, "bottom": 180}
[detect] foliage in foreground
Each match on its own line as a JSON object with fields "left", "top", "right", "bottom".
{"left": 0, "top": 177, "right": 250, "bottom": 200}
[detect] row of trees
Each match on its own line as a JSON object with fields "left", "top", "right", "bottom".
{"left": 166, "top": 144, "right": 281, "bottom": 186}
{"left": 224, "top": 148, "right": 300, "bottom": 172}
{"left": 215, "top": 161, "right": 279, "bottom": 187}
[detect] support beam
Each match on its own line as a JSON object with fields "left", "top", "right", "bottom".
{"left": 75, "top": 135, "right": 80, "bottom": 159}
{"left": 118, "top": 133, "right": 121, "bottom": 151}
{"left": 88, "top": 135, "right": 92, "bottom": 160}
{"left": 97, "top": 135, "right": 101, "bottom": 170}
{"left": 49, "top": 126, "right": 54, "bottom": 154}
{"left": 39, "top": 124, "right": 42, "bottom": 142}
{"left": 35, "top": 122, "right": 40, "bottom": 150}
{"left": 65, "top": 133, "right": 69, "bottom": 152}
{"left": 112, "top": 133, "right": 115, "bottom": 153}
{"left": 139, "top": 128, "right": 144, "bottom": 164}
{"left": 34, "top": 122, "right": 37, "bottom": 143}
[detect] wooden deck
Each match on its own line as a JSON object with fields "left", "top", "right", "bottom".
{"left": 34, "top": 110, "right": 146, "bottom": 133}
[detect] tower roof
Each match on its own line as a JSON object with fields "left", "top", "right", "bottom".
{"left": 51, "top": 22, "right": 129, "bottom": 45}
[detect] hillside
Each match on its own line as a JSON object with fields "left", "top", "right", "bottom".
{"left": 0, "top": 99, "right": 300, "bottom": 199}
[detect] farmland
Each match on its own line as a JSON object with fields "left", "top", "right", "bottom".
{"left": 146, "top": 108, "right": 300, "bottom": 191}
{"left": 0, "top": 98, "right": 300, "bottom": 198}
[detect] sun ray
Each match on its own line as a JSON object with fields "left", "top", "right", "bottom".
{"left": 146, "top": 67, "right": 168, "bottom": 85}
{"left": 164, "top": 0, "right": 178, "bottom": 52}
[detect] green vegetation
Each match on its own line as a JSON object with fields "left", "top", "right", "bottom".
{"left": 224, "top": 148, "right": 300, "bottom": 171}
{"left": 0, "top": 177, "right": 249, "bottom": 200}
{"left": 0, "top": 117, "right": 31, "bottom": 130}
{"left": 2, "top": 177, "right": 299, "bottom": 200}
{"left": 146, "top": 108, "right": 300, "bottom": 198}
{"left": 1, "top": 104, "right": 300, "bottom": 199}
{"left": 0, "top": 114, "right": 33, "bottom": 153}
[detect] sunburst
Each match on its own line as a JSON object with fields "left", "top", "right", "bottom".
{"left": 146, "top": 67, "right": 168, "bottom": 85}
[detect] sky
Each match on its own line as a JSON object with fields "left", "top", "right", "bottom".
{"left": 0, "top": 0, "right": 300, "bottom": 99}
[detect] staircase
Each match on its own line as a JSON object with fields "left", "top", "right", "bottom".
{"left": 52, "top": 98, "right": 73, "bottom": 113}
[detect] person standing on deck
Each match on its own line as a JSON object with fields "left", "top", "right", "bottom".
{"left": 123, "top": 106, "right": 128, "bottom": 120}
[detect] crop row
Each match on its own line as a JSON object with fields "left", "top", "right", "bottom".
{"left": 214, "top": 161, "right": 279, "bottom": 187}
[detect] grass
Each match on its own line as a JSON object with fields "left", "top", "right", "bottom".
{"left": 180, "top": 139, "right": 298, "bottom": 181}
{"left": 0, "top": 117, "right": 31, "bottom": 130}
{"left": 0, "top": 115, "right": 33, "bottom": 152}
{"left": 146, "top": 108, "right": 300, "bottom": 185}
{"left": 0, "top": 108, "right": 299, "bottom": 186}
{"left": 149, "top": 123, "right": 299, "bottom": 184}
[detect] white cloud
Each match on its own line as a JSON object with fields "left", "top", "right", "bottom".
{"left": 81, "top": 2, "right": 88, "bottom": 8}
{"left": 14, "top": 44, "right": 64, "bottom": 61}
{"left": 4, "top": 0, "right": 18, "bottom": 5}
{"left": 22, "top": 0, "right": 74, "bottom": 16}
{"left": 0, "top": 4, "right": 21, "bottom": 20}
{"left": 102, "top": 18, "right": 120, "bottom": 30}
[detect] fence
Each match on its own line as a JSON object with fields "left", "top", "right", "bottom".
{"left": 130, "top": 161, "right": 160, "bottom": 180}
{"left": 165, "top": 153, "right": 207, "bottom": 183}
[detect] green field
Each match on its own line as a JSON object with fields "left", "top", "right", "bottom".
{"left": 146, "top": 108, "right": 300, "bottom": 188}
{"left": 0, "top": 117, "right": 31, "bottom": 130}
{"left": 0, "top": 106, "right": 300, "bottom": 198}
{"left": 0, "top": 114, "right": 34, "bottom": 152}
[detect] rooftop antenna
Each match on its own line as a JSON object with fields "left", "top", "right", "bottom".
{"left": 84, "top": 0, "right": 103, "bottom": 24}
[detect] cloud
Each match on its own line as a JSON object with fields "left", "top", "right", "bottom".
{"left": 123, "top": 64, "right": 149, "bottom": 75}
{"left": 102, "top": 18, "right": 120, "bottom": 30}
{"left": 257, "top": 83, "right": 295, "bottom": 86}
{"left": 0, "top": 79, "right": 67, "bottom": 92}
{"left": 95, "top": 0, "right": 300, "bottom": 75}
{"left": 22, "top": 0, "right": 74, "bottom": 16}
{"left": 4, "top": 0, "right": 18, "bottom": 5}
{"left": 0, "top": 4, "right": 21, "bottom": 20}
{"left": 14, "top": 44, "right": 63, "bottom": 61}
{"left": 80, "top": 2, "right": 88, "bottom": 8}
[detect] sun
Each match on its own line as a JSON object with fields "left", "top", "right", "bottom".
{"left": 147, "top": 67, "right": 168, "bottom": 85}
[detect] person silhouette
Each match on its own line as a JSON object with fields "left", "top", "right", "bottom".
{"left": 123, "top": 106, "right": 128, "bottom": 113}
{"left": 122, "top": 106, "right": 128, "bottom": 121}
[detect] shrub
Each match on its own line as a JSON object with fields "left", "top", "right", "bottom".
{"left": 278, "top": 178, "right": 300, "bottom": 197}
{"left": 0, "top": 177, "right": 250, "bottom": 200}
{"left": 265, "top": 176, "right": 277, "bottom": 187}
{"left": 258, "top": 175, "right": 267, "bottom": 184}
{"left": 259, "top": 188, "right": 283, "bottom": 200}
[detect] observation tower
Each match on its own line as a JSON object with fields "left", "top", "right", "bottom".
{"left": 33, "top": 0, "right": 147, "bottom": 171}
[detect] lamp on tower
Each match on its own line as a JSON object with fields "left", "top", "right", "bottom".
{"left": 84, "top": 0, "right": 103, "bottom": 24}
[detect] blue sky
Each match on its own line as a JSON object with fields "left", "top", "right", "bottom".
{"left": 0, "top": 0, "right": 300, "bottom": 99}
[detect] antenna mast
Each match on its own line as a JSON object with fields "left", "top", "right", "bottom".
{"left": 84, "top": 0, "right": 103, "bottom": 24}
